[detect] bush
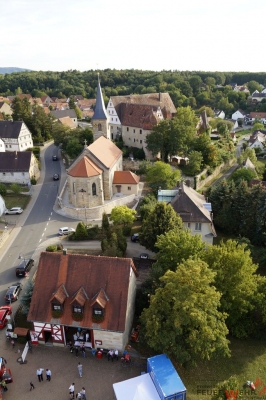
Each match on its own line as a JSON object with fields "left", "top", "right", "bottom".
{"left": 87, "top": 225, "right": 99, "bottom": 239}
{"left": 75, "top": 222, "right": 88, "bottom": 240}
{"left": 92, "top": 314, "right": 104, "bottom": 323}
{"left": 46, "top": 245, "right": 57, "bottom": 252}
{"left": 10, "top": 183, "right": 21, "bottom": 194}
{"left": 52, "top": 310, "right": 63, "bottom": 318}
{"left": 72, "top": 312, "right": 83, "bottom": 321}
{"left": 122, "top": 225, "right": 132, "bottom": 236}
{"left": 200, "top": 174, "right": 206, "bottom": 180}
{"left": 0, "top": 183, "right": 7, "bottom": 196}
{"left": 31, "top": 178, "right": 37, "bottom": 185}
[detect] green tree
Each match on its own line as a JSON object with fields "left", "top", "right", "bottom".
{"left": 20, "top": 280, "right": 34, "bottom": 315}
{"left": 170, "top": 107, "right": 198, "bottom": 155}
{"left": 110, "top": 206, "right": 136, "bottom": 227}
{"left": 75, "top": 222, "right": 89, "bottom": 240}
{"left": 10, "top": 183, "right": 22, "bottom": 194}
{"left": 146, "top": 119, "right": 171, "bottom": 162}
{"left": 151, "top": 228, "right": 206, "bottom": 284}
{"left": 0, "top": 183, "right": 7, "bottom": 196}
{"left": 230, "top": 167, "right": 257, "bottom": 184}
{"left": 66, "top": 138, "right": 83, "bottom": 158}
{"left": 247, "top": 80, "right": 262, "bottom": 94}
{"left": 140, "top": 202, "right": 183, "bottom": 251}
{"left": 238, "top": 147, "right": 257, "bottom": 165}
{"left": 140, "top": 259, "right": 230, "bottom": 365}
{"left": 252, "top": 122, "right": 264, "bottom": 132}
{"left": 189, "top": 75, "right": 203, "bottom": 96}
{"left": 139, "top": 194, "right": 157, "bottom": 220}
{"left": 186, "top": 151, "right": 203, "bottom": 175}
{"left": 198, "top": 106, "right": 214, "bottom": 117}
{"left": 101, "top": 212, "right": 110, "bottom": 234}
{"left": 202, "top": 240, "right": 258, "bottom": 338}
{"left": 146, "top": 161, "right": 181, "bottom": 192}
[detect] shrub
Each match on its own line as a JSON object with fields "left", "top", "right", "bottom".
{"left": 200, "top": 174, "right": 206, "bottom": 180}
{"left": 122, "top": 225, "right": 132, "bottom": 236}
{"left": 31, "top": 178, "right": 37, "bottom": 185}
{"left": 92, "top": 314, "right": 104, "bottom": 323}
{"left": 52, "top": 310, "right": 63, "bottom": 318}
{"left": 72, "top": 312, "right": 83, "bottom": 321}
{"left": 57, "top": 243, "right": 63, "bottom": 251}
{"left": 0, "top": 183, "right": 7, "bottom": 196}
{"left": 75, "top": 222, "right": 88, "bottom": 240}
{"left": 87, "top": 225, "right": 99, "bottom": 239}
{"left": 46, "top": 245, "right": 57, "bottom": 252}
{"left": 10, "top": 183, "right": 21, "bottom": 194}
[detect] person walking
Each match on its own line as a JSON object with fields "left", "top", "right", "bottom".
{"left": 77, "top": 362, "right": 82, "bottom": 378}
{"left": 107, "top": 349, "right": 114, "bottom": 362}
{"left": 30, "top": 381, "right": 35, "bottom": 391}
{"left": 75, "top": 346, "right": 79, "bottom": 358}
{"left": 81, "top": 345, "right": 86, "bottom": 358}
{"left": 80, "top": 387, "right": 86, "bottom": 400}
{"left": 69, "top": 383, "right": 75, "bottom": 397}
{"left": 36, "top": 368, "right": 44, "bottom": 382}
{"left": 46, "top": 368, "right": 51, "bottom": 381}
{"left": 114, "top": 349, "right": 119, "bottom": 361}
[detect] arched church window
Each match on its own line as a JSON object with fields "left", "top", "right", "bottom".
{"left": 98, "top": 123, "right": 102, "bottom": 131}
{"left": 92, "top": 183, "right": 97, "bottom": 196}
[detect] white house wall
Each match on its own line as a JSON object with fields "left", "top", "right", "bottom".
{"left": 0, "top": 139, "right": 5, "bottom": 152}
{"left": 0, "top": 171, "right": 31, "bottom": 185}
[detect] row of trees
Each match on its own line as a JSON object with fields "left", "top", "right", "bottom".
{"left": 136, "top": 202, "right": 266, "bottom": 366}
{"left": 2, "top": 69, "right": 266, "bottom": 113}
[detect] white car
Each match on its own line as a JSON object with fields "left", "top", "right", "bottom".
{"left": 58, "top": 227, "right": 75, "bottom": 236}
{"left": 5, "top": 207, "right": 23, "bottom": 215}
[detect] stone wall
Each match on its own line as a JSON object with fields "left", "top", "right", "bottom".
{"left": 195, "top": 159, "right": 236, "bottom": 190}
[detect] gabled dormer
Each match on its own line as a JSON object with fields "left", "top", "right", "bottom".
{"left": 91, "top": 288, "right": 109, "bottom": 322}
{"left": 50, "top": 284, "right": 69, "bottom": 317}
{"left": 70, "top": 287, "right": 89, "bottom": 321}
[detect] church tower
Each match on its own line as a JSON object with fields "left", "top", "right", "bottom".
{"left": 92, "top": 75, "right": 110, "bottom": 141}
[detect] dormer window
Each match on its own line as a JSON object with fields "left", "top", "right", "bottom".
{"left": 73, "top": 305, "right": 83, "bottom": 314}
{"left": 53, "top": 304, "right": 62, "bottom": 311}
{"left": 94, "top": 308, "right": 104, "bottom": 316}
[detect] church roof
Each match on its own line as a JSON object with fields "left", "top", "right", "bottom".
{"left": 87, "top": 136, "right": 122, "bottom": 169}
{"left": 113, "top": 171, "right": 140, "bottom": 184}
{"left": 91, "top": 78, "right": 108, "bottom": 120}
{"left": 67, "top": 156, "right": 102, "bottom": 177}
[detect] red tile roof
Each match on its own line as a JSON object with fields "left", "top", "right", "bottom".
{"left": 88, "top": 136, "right": 122, "bottom": 169}
{"left": 250, "top": 112, "right": 266, "bottom": 119}
{"left": 120, "top": 103, "right": 162, "bottom": 130}
{"left": 68, "top": 156, "right": 103, "bottom": 177}
{"left": 28, "top": 252, "right": 137, "bottom": 332}
{"left": 113, "top": 171, "right": 140, "bottom": 184}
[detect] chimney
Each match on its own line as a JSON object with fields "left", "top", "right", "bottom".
{"left": 63, "top": 248, "right": 67, "bottom": 256}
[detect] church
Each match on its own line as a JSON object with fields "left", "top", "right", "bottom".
{"left": 65, "top": 78, "right": 140, "bottom": 218}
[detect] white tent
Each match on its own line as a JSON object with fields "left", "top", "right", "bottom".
{"left": 113, "top": 373, "right": 160, "bottom": 400}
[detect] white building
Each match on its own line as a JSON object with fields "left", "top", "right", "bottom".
{"left": 0, "top": 121, "right": 33, "bottom": 151}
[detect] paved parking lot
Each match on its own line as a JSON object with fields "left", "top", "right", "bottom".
{"left": 0, "top": 330, "right": 146, "bottom": 400}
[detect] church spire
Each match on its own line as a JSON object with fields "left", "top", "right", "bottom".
{"left": 92, "top": 74, "right": 108, "bottom": 120}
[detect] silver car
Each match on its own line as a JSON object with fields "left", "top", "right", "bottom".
{"left": 5, "top": 207, "right": 23, "bottom": 215}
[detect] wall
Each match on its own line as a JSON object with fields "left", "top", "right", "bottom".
{"left": 0, "top": 171, "right": 30, "bottom": 184}
{"left": 122, "top": 266, "right": 137, "bottom": 349}
{"left": 195, "top": 159, "right": 236, "bottom": 190}
{"left": 93, "top": 330, "right": 124, "bottom": 351}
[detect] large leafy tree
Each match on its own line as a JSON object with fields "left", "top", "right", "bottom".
{"left": 110, "top": 205, "right": 136, "bottom": 227}
{"left": 146, "top": 161, "right": 181, "bottom": 193}
{"left": 230, "top": 167, "right": 257, "bottom": 184}
{"left": 140, "top": 202, "right": 183, "bottom": 251}
{"left": 146, "top": 119, "right": 172, "bottom": 162}
{"left": 151, "top": 228, "right": 206, "bottom": 284}
{"left": 141, "top": 259, "right": 230, "bottom": 365}
{"left": 202, "top": 240, "right": 258, "bottom": 338}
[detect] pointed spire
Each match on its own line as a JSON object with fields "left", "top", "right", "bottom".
{"left": 92, "top": 75, "right": 108, "bottom": 120}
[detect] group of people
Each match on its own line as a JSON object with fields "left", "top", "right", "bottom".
{"left": 36, "top": 367, "right": 52, "bottom": 382}
{"left": 69, "top": 382, "right": 86, "bottom": 399}
{"left": 68, "top": 342, "right": 86, "bottom": 358}
{"left": 107, "top": 349, "right": 119, "bottom": 362}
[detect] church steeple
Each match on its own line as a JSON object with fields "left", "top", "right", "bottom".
{"left": 92, "top": 74, "right": 110, "bottom": 141}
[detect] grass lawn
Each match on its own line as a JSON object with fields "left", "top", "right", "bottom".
{"left": 2, "top": 193, "right": 31, "bottom": 210}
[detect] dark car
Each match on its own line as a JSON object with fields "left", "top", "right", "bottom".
{"left": 131, "top": 233, "right": 139, "bottom": 242}
{"left": 52, "top": 155, "right": 58, "bottom": 161}
{"left": 4, "top": 283, "right": 22, "bottom": 303}
{"left": 53, "top": 174, "right": 60, "bottom": 180}
{"left": 15, "top": 259, "right": 34, "bottom": 277}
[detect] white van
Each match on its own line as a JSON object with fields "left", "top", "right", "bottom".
{"left": 58, "top": 227, "right": 75, "bottom": 236}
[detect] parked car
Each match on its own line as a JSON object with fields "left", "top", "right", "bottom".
{"left": 16, "top": 259, "right": 34, "bottom": 277}
{"left": 53, "top": 174, "right": 60, "bottom": 180}
{"left": 0, "top": 306, "right": 12, "bottom": 329}
{"left": 58, "top": 227, "right": 75, "bottom": 236}
{"left": 52, "top": 155, "right": 58, "bottom": 161}
{"left": 139, "top": 253, "right": 149, "bottom": 259}
{"left": 4, "top": 283, "right": 22, "bottom": 303}
{"left": 131, "top": 233, "right": 139, "bottom": 242}
{"left": 5, "top": 207, "right": 23, "bottom": 215}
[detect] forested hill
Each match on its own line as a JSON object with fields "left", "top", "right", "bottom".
{"left": 1, "top": 69, "right": 266, "bottom": 114}
{"left": 0, "top": 67, "right": 31, "bottom": 74}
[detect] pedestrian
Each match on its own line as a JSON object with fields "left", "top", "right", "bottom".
{"left": 107, "top": 349, "right": 114, "bottom": 362}
{"left": 30, "top": 381, "right": 35, "bottom": 391}
{"left": 77, "top": 362, "right": 82, "bottom": 378}
{"left": 81, "top": 345, "right": 86, "bottom": 358}
{"left": 114, "top": 349, "right": 119, "bottom": 361}
{"left": 69, "top": 382, "right": 75, "bottom": 397}
{"left": 76, "top": 393, "right": 82, "bottom": 399}
{"left": 46, "top": 368, "right": 51, "bottom": 381}
{"left": 36, "top": 368, "right": 44, "bottom": 382}
{"left": 68, "top": 341, "right": 74, "bottom": 353}
{"left": 75, "top": 346, "right": 79, "bottom": 358}
{"left": 11, "top": 339, "right": 15, "bottom": 349}
{"left": 85, "top": 333, "right": 89, "bottom": 343}
{"left": 80, "top": 387, "right": 86, "bottom": 400}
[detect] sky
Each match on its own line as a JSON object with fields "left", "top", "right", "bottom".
{"left": 1, "top": 0, "right": 266, "bottom": 73}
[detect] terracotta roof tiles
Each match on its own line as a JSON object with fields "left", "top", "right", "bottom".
{"left": 67, "top": 156, "right": 103, "bottom": 178}
{"left": 87, "top": 136, "right": 122, "bottom": 169}
{"left": 113, "top": 171, "right": 140, "bottom": 184}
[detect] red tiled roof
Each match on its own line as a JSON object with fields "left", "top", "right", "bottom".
{"left": 120, "top": 103, "right": 162, "bottom": 129}
{"left": 28, "top": 252, "right": 137, "bottom": 332}
{"left": 113, "top": 171, "right": 140, "bottom": 184}
{"left": 87, "top": 136, "right": 122, "bottom": 169}
{"left": 58, "top": 116, "right": 76, "bottom": 129}
{"left": 68, "top": 156, "right": 103, "bottom": 177}
{"left": 250, "top": 112, "right": 266, "bottom": 119}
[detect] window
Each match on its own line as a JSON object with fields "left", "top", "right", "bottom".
{"left": 94, "top": 309, "right": 102, "bottom": 315}
{"left": 92, "top": 183, "right": 96, "bottom": 196}
{"left": 73, "top": 306, "right": 82, "bottom": 313}
{"left": 140, "top": 129, "right": 142, "bottom": 134}
{"left": 22, "top": 172, "right": 25, "bottom": 176}
{"left": 187, "top": 223, "right": 191, "bottom": 228}
{"left": 195, "top": 223, "right": 202, "bottom": 231}
{"left": 140, "top": 140, "right": 142, "bottom": 144}
{"left": 111, "top": 126, "right": 113, "bottom": 129}
{"left": 116, "top": 118, "right": 117, "bottom": 121}
{"left": 128, "top": 187, "right": 131, "bottom": 190}
{"left": 133, "top": 129, "right": 135, "bottom": 133}
{"left": 53, "top": 304, "right": 61, "bottom": 311}
{"left": 134, "top": 138, "right": 135, "bottom": 142}
{"left": 98, "top": 123, "right": 102, "bottom": 131}
{"left": 127, "top": 127, "right": 129, "bottom": 131}
{"left": 111, "top": 118, "right": 113, "bottom": 121}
